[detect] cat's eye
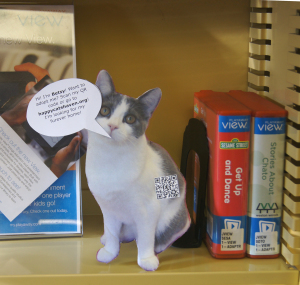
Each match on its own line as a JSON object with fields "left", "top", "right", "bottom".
{"left": 125, "top": 115, "right": 136, "bottom": 124}
{"left": 100, "top": 106, "right": 110, "bottom": 116}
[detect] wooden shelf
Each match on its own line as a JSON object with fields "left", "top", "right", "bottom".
{"left": 0, "top": 215, "right": 297, "bottom": 285}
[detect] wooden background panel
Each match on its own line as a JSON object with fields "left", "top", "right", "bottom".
{"left": 73, "top": 0, "right": 251, "bottom": 190}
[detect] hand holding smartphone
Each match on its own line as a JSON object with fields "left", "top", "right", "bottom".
{"left": 0, "top": 64, "right": 80, "bottom": 158}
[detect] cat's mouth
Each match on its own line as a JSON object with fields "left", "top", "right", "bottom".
{"left": 108, "top": 124, "right": 118, "bottom": 133}
{"left": 97, "top": 119, "right": 128, "bottom": 143}
{"left": 97, "top": 119, "right": 120, "bottom": 139}
{"left": 106, "top": 126, "right": 124, "bottom": 142}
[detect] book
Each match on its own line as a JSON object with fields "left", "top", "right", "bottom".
{"left": 0, "top": 5, "right": 83, "bottom": 238}
{"left": 228, "top": 90, "right": 287, "bottom": 258}
{"left": 194, "top": 90, "right": 251, "bottom": 258}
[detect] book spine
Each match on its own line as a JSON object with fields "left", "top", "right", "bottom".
{"left": 194, "top": 97, "right": 250, "bottom": 258}
{"left": 247, "top": 116, "right": 286, "bottom": 257}
{"left": 206, "top": 114, "right": 250, "bottom": 258}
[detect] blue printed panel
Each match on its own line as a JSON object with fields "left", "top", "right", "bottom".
{"left": 207, "top": 209, "right": 247, "bottom": 244}
{"left": 247, "top": 216, "right": 281, "bottom": 246}
{"left": 219, "top": 115, "right": 250, "bottom": 133}
{"left": 0, "top": 170, "right": 79, "bottom": 234}
{"left": 254, "top": 117, "right": 286, "bottom": 135}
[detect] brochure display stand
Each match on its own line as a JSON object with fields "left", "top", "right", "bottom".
{"left": 0, "top": 4, "right": 82, "bottom": 237}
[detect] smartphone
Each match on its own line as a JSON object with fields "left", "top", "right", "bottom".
{"left": 0, "top": 71, "right": 35, "bottom": 113}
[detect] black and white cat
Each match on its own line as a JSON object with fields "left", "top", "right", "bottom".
{"left": 85, "top": 70, "right": 190, "bottom": 271}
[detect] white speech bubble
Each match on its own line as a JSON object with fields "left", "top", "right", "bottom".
{"left": 27, "top": 78, "right": 110, "bottom": 138}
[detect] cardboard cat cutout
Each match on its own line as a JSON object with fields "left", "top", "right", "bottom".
{"left": 85, "top": 70, "right": 190, "bottom": 271}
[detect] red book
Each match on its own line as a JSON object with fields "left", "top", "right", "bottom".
{"left": 194, "top": 90, "right": 251, "bottom": 258}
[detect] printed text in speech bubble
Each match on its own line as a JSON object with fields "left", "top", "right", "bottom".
{"left": 27, "top": 78, "right": 110, "bottom": 138}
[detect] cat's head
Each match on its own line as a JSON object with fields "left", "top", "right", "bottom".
{"left": 95, "top": 70, "right": 161, "bottom": 143}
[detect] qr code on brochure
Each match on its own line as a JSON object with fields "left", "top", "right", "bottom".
{"left": 154, "top": 175, "right": 180, "bottom": 199}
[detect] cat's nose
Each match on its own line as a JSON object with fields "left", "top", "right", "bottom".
{"left": 108, "top": 124, "right": 118, "bottom": 132}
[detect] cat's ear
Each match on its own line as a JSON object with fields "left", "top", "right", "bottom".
{"left": 95, "top": 70, "right": 116, "bottom": 97}
{"left": 138, "top": 88, "right": 162, "bottom": 117}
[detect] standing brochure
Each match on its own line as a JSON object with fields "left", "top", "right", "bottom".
{"left": 194, "top": 90, "right": 251, "bottom": 258}
{"left": 228, "top": 90, "right": 287, "bottom": 258}
{"left": 0, "top": 5, "right": 84, "bottom": 238}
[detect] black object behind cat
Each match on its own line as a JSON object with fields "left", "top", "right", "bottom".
{"left": 173, "top": 118, "right": 209, "bottom": 248}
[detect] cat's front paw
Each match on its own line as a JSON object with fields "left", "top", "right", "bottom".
{"left": 138, "top": 255, "right": 159, "bottom": 271}
{"left": 97, "top": 247, "right": 118, "bottom": 263}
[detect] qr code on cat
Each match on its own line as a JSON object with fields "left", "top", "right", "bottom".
{"left": 154, "top": 175, "right": 180, "bottom": 199}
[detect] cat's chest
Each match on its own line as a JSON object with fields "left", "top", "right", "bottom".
{"left": 85, "top": 132, "right": 155, "bottom": 191}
